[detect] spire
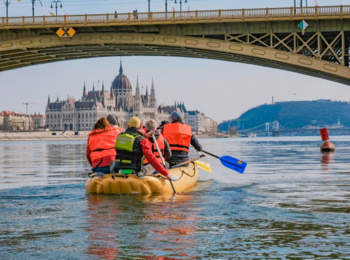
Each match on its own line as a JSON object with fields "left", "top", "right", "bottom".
{"left": 119, "top": 60, "right": 123, "bottom": 74}
{"left": 93, "top": 82, "right": 95, "bottom": 91}
{"left": 56, "top": 96, "right": 59, "bottom": 102}
{"left": 150, "top": 77, "right": 156, "bottom": 107}
{"left": 136, "top": 85, "right": 140, "bottom": 96}
{"left": 101, "top": 81, "right": 105, "bottom": 96}
{"left": 175, "top": 101, "right": 177, "bottom": 107}
{"left": 83, "top": 82, "right": 87, "bottom": 97}
{"left": 151, "top": 78, "right": 155, "bottom": 95}
{"left": 135, "top": 76, "right": 141, "bottom": 98}
{"left": 47, "top": 95, "right": 50, "bottom": 105}
{"left": 146, "top": 86, "right": 149, "bottom": 96}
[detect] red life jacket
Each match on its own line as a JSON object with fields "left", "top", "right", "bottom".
{"left": 144, "top": 134, "right": 165, "bottom": 164}
{"left": 88, "top": 126, "right": 117, "bottom": 164}
{"left": 162, "top": 123, "right": 192, "bottom": 154}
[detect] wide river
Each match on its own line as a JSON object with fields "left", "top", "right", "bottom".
{"left": 1, "top": 136, "right": 350, "bottom": 259}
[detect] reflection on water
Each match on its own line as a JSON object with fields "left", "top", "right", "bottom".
{"left": 86, "top": 192, "right": 200, "bottom": 259}
{"left": 0, "top": 141, "right": 89, "bottom": 189}
{"left": 1, "top": 137, "right": 350, "bottom": 258}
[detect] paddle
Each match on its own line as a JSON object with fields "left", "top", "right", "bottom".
{"left": 171, "top": 155, "right": 204, "bottom": 168}
{"left": 152, "top": 134, "right": 176, "bottom": 194}
{"left": 194, "top": 160, "right": 212, "bottom": 173}
{"left": 202, "top": 150, "right": 247, "bottom": 174}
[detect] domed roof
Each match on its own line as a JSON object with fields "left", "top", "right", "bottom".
{"left": 112, "top": 61, "right": 132, "bottom": 90}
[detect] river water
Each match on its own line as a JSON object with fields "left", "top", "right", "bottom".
{"left": 1, "top": 137, "right": 350, "bottom": 259}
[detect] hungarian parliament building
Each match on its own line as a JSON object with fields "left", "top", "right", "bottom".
{"left": 45, "top": 62, "right": 217, "bottom": 134}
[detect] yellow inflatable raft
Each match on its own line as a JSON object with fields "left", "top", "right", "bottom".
{"left": 85, "top": 163, "right": 199, "bottom": 195}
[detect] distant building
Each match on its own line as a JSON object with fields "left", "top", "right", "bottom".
{"left": 0, "top": 113, "right": 3, "bottom": 131}
{"left": 46, "top": 61, "right": 218, "bottom": 133}
{"left": 0, "top": 111, "right": 33, "bottom": 131}
{"left": 31, "top": 113, "right": 46, "bottom": 130}
{"left": 185, "top": 110, "right": 217, "bottom": 134}
{"left": 205, "top": 117, "right": 218, "bottom": 134}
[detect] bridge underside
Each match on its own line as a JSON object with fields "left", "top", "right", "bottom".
{"left": 0, "top": 28, "right": 350, "bottom": 86}
{"left": 0, "top": 42, "right": 349, "bottom": 85}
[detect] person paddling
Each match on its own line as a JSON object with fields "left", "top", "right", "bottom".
{"left": 141, "top": 119, "right": 172, "bottom": 176}
{"left": 86, "top": 118, "right": 118, "bottom": 175}
{"left": 162, "top": 111, "right": 202, "bottom": 167}
{"left": 112, "top": 116, "right": 172, "bottom": 180}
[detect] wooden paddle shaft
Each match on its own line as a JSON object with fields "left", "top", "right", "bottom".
{"left": 171, "top": 155, "right": 204, "bottom": 168}
{"left": 152, "top": 134, "right": 176, "bottom": 194}
{"left": 152, "top": 134, "right": 166, "bottom": 167}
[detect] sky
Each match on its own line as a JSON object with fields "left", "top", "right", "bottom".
{"left": 1, "top": 0, "right": 350, "bottom": 123}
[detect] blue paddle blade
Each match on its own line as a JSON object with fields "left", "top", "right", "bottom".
{"left": 219, "top": 156, "right": 247, "bottom": 174}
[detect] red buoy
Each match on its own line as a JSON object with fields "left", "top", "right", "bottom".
{"left": 319, "top": 128, "right": 335, "bottom": 152}
{"left": 320, "top": 128, "right": 329, "bottom": 141}
{"left": 320, "top": 141, "right": 335, "bottom": 152}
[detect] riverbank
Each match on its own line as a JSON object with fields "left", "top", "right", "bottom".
{"left": 0, "top": 131, "right": 88, "bottom": 141}
{"left": 0, "top": 131, "right": 219, "bottom": 141}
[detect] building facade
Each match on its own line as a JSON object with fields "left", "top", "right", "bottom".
{"left": 45, "top": 62, "right": 217, "bottom": 133}
{"left": 32, "top": 113, "right": 46, "bottom": 130}
{"left": 185, "top": 110, "right": 218, "bottom": 134}
{"left": 0, "top": 111, "right": 33, "bottom": 131}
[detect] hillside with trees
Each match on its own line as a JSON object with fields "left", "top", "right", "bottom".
{"left": 218, "top": 100, "right": 350, "bottom": 132}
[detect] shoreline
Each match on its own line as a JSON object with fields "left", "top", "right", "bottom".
{"left": 0, "top": 132, "right": 217, "bottom": 142}
{"left": 0, "top": 136, "right": 88, "bottom": 142}
{"left": 0, "top": 131, "right": 89, "bottom": 142}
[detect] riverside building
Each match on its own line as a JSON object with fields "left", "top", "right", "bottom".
{"left": 0, "top": 111, "right": 33, "bottom": 131}
{"left": 45, "top": 62, "right": 217, "bottom": 133}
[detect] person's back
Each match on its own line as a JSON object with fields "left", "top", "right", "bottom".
{"left": 86, "top": 118, "right": 118, "bottom": 174}
{"left": 112, "top": 117, "right": 172, "bottom": 180}
{"left": 115, "top": 126, "right": 144, "bottom": 172}
{"left": 163, "top": 112, "right": 202, "bottom": 167}
{"left": 143, "top": 120, "right": 172, "bottom": 172}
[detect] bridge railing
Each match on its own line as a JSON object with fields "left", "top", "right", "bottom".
{"left": 1, "top": 5, "right": 350, "bottom": 28}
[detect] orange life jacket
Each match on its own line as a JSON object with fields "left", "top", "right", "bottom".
{"left": 115, "top": 127, "right": 123, "bottom": 135}
{"left": 144, "top": 134, "right": 165, "bottom": 164}
{"left": 139, "top": 128, "right": 146, "bottom": 136}
{"left": 162, "top": 123, "right": 192, "bottom": 154}
{"left": 88, "top": 126, "right": 117, "bottom": 163}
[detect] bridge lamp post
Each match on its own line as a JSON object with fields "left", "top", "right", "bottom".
{"left": 3, "top": 0, "right": 10, "bottom": 20}
{"left": 174, "top": 0, "right": 188, "bottom": 12}
{"left": 51, "top": 0, "right": 63, "bottom": 16}
{"left": 299, "top": 0, "right": 308, "bottom": 7}
{"left": 31, "top": 0, "right": 43, "bottom": 17}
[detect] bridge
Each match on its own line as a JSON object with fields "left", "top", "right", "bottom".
{"left": 0, "top": 5, "right": 350, "bottom": 85}
{"left": 238, "top": 123, "right": 350, "bottom": 136}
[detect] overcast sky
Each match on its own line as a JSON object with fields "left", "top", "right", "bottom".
{"left": 1, "top": 0, "right": 350, "bottom": 123}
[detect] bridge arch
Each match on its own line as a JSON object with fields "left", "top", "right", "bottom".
{"left": 1, "top": 33, "right": 350, "bottom": 85}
